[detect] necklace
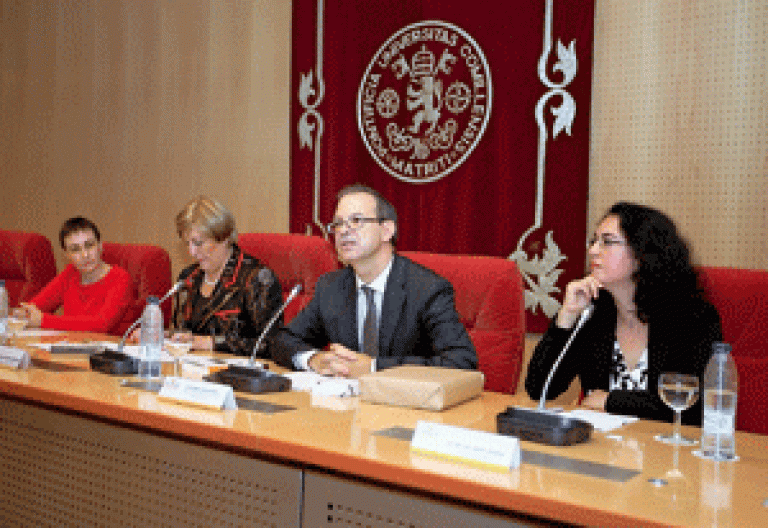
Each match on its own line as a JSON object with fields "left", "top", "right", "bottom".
{"left": 203, "top": 264, "right": 226, "bottom": 287}
{"left": 81, "top": 262, "right": 108, "bottom": 286}
{"left": 202, "top": 247, "right": 232, "bottom": 288}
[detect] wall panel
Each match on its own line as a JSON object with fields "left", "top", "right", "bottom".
{"left": 2, "top": 0, "right": 765, "bottom": 284}
{"left": 0, "top": 0, "right": 291, "bottom": 278}
{"left": 590, "top": 0, "right": 767, "bottom": 270}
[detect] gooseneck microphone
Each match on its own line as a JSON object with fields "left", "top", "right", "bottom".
{"left": 249, "top": 283, "right": 303, "bottom": 365}
{"left": 538, "top": 303, "right": 595, "bottom": 411}
{"left": 117, "top": 280, "right": 185, "bottom": 353}
{"left": 204, "top": 284, "right": 303, "bottom": 395}
{"left": 495, "top": 304, "right": 597, "bottom": 446}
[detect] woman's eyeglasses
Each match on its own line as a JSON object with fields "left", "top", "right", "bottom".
{"left": 587, "top": 236, "right": 627, "bottom": 250}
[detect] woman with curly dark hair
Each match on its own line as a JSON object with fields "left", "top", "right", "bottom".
{"left": 525, "top": 202, "right": 722, "bottom": 424}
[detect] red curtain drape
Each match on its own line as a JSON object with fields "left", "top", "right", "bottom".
{"left": 291, "top": 0, "right": 595, "bottom": 332}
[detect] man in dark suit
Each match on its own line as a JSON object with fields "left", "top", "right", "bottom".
{"left": 271, "top": 184, "right": 477, "bottom": 377}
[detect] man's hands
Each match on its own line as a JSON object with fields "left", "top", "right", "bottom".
{"left": 308, "top": 343, "right": 373, "bottom": 378}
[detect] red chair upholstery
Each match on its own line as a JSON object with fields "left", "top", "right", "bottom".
{"left": 733, "top": 356, "right": 768, "bottom": 436}
{"left": 0, "top": 229, "right": 57, "bottom": 307}
{"left": 698, "top": 266, "right": 768, "bottom": 434}
{"left": 400, "top": 251, "right": 526, "bottom": 394}
{"left": 101, "top": 242, "right": 173, "bottom": 335}
{"left": 237, "top": 233, "right": 339, "bottom": 323}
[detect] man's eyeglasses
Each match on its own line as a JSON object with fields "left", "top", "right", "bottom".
{"left": 587, "top": 235, "right": 627, "bottom": 250}
{"left": 326, "top": 216, "right": 386, "bottom": 235}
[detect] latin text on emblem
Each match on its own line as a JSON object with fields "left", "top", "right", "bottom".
{"left": 357, "top": 21, "right": 492, "bottom": 184}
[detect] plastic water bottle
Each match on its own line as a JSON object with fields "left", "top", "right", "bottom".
{"left": 138, "top": 296, "right": 164, "bottom": 379}
{"left": 700, "top": 342, "right": 738, "bottom": 460}
{"left": 0, "top": 279, "right": 8, "bottom": 338}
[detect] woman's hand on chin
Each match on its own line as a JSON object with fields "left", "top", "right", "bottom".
{"left": 556, "top": 275, "right": 602, "bottom": 329}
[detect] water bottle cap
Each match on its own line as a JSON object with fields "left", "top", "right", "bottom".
{"left": 712, "top": 342, "right": 731, "bottom": 355}
{"left": 146, "top": 295, "right": 160, "bottom": 304}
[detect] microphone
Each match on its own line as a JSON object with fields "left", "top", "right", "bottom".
{"left": 117, "top": 281, "right": 185, "bottom": 353}
{"left": 203, "top": 284, "right": 303, "bottom": 395}
{"left": 496, "top": 304, "right": 596, "bottom": 446}
{"left": 249, "top": 283, "right": 303, "bottom": 365}
{"left": 158, "top": 280, "right": 185, "bottom": 305}
{"left": 538, "top": 303, "right": 595, "bottom": 410}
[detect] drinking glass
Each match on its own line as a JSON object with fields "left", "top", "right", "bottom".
{"left": 655, "top": 373, "right": 700, "bottom": 445}
{"left": 165, "top": 331, "right": 192, "bottom": 378}
{"left": 649, "top": 441, "right": 695, "bottom": 511}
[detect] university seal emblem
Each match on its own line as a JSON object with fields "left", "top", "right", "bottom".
{"left": 357, "top": 21, "right": 492, "bottom": 183}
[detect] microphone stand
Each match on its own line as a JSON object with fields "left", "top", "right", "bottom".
{"left": 117, "top": 281, "right": 183, "bottom": 354}
{"left": 249, "top": 283, "right": 303, "bottom": 365}
{"left": 538, "top": 304, "right": 595, "bottom": 411}
{"left": 205, "top": 284, "right": 303, "bottom": 394}
{"left": 496, "top": 304, "right": 596, "bottom": 446}
{"left": 91, "top": 281, "right": 183, "bottom": 376}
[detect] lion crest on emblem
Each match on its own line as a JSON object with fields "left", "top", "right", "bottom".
{"left": 357, "top": 21, "right": 492, "bottom": 183}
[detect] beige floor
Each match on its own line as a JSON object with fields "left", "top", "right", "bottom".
{"left": 516, "top": 334, "right": 581, "bottom": 406}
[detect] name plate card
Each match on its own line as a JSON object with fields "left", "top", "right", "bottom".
{"left": 158, "top": 377, "right": 237, "bottom": 410}
{"left": 0, "top": 346, "right": 31, "bottom": 370}
{"left": 411, "top": 421, "right": 521, "bottom": 471}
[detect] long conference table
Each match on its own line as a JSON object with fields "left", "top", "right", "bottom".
{"left": 1, "top": 333, "right": 767, "bottom": 527}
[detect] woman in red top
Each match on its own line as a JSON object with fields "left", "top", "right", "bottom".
{"left": 14, "top": 217, "right": 133, "bottom": 335}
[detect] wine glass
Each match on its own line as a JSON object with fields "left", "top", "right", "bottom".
{"left": 649, "top": 440, "right": 696, "bottom": 511}
{"left": 165, "top": 340, "right": 191, "bottom": 378}
{"left": 655, "top": 373, "right": 700, "bottom": 445}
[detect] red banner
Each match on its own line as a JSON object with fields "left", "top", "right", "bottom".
{"left": 291, "top": 0, "right": 595, "bottom": 332}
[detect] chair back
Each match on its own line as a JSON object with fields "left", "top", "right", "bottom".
{"left": 237, "top": 233, "right": 339, "bottom": 323}
{"left": 698, "top": 266, "right": 768, "bottom": 434}
{"left": 101, "top": 242, "right": 173, "bottom": 335}
{"left": 400, "top": 251, "right": 526, "bottom": 394}
{"left": 698, "top": 267, "right": 768, "bottom": 359}
{"left": 0, "top": 230, "right": 57, "bottom": 307}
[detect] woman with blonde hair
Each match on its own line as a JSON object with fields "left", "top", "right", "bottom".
{"left": 171, "top": 196, "right": 282, "bottom": 356}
